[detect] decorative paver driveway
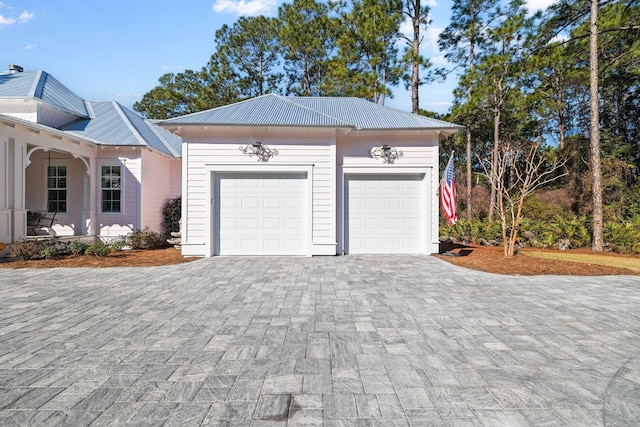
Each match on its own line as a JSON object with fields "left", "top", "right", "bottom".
{"left": 1, "top": 255, "right": 639, "bottom": 426}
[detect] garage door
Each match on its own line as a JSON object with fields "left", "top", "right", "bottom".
{"left": 215, "top": 173, "right": 307, "bottom": 255}
{"left": 345, "top": 175, "right": 424, "bottom": 254}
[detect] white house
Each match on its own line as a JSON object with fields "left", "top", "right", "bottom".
{"left": 159, "top": 94, "right": 461, "bottom": 257}
{"left": 0, "top": 67, "right": 182, "bottom": 249}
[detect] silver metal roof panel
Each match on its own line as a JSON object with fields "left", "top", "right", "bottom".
{"left": 0, "top": 71, "right": 88, "bottom": 118}
{"left": 160, "top": 93, "right": 461, "bottom": 130}
{"left": 61, "top": 101, "right": 180, "bottom": 157}
{"left": 288, "top": 97, "right": 462, "bottom": 130}
{"left": 161, "top": 94, "right": 352, "bottom": 127}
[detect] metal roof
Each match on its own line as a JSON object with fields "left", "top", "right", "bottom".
{"left": 61, "top": 101, "right": 181, "bottom": 157}
{"left": 161, "top": 94, "right": 354, "bottom": 127}
{"left": 0, "top": 71, "right": 89, "bottom": 118}
{"left": 160, "top": 93, "right": 462, "bottom": 130}
{"left": 288, "top": 97, "right": 462, "bottom": 130}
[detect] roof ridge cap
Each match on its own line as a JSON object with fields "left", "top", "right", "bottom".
{"left": 144, "top": 119, "right": 179, "bottom": 158}
{"left": 84, "top": 100, "right": 95, "bottom": 119}
{"left": 112, "top": 101, "right": 148, "bottom": 146}
{"left": 280, "top": 95, "right": 355, "bottom": 128}
{"left": 29, "top": 70, "right": 45, "bottom": 98}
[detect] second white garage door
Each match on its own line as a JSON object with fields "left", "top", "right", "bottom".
{"left": 345, "top": 174, "right": 424, "bottom": 254}
{"left": 215, "top": 173, "right": 307, "bottom": 255}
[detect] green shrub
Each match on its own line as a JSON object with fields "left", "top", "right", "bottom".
{"left": 604, "top": 216, "right": 640, "bottom": 253}
{"left": 552, "top": 215, "right": 591, "bottom": 248}
{"left": 85, "top": 240, "right": 112, "bottom": 257}
{"left": 41, "top": 245, "right": 58, "bottom": 259}
{"left": 10, "top": 239, "right": 45, "bottom": 260}
{"left": 109, "top": 237, "right": 127, "bottom": 252}
{"left": 69, "top": 240, "right": 88, "bottom": 256}
{"left": 441, "top": 218, "right": 502, "bottom": 245}
{"left": 9, "top": 238, "right": 70, "bottom": 260}
{"left": 522, "top": 196, "right": 565, "bottom": 222}
{"left": 162, "top": 196, "right": 181, "bottom": 238}
{"left": 127, "top": 227, "right": 168, "bottom": 250}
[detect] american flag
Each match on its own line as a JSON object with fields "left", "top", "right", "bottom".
{"left": 440, "top": 153, "right": 457, "bottom": 225}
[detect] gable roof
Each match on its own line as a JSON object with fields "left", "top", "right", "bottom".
{"left": 0, "top": 70, "right": 89, "bottom": 118}
{"left": 160, "top": 93, "right": 462, "bottom": 131}
{"left": 61, "top": 101, "right": 182, "bottom": 157}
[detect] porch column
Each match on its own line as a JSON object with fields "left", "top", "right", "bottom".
{"left": 0, "top": 136, "right": 11, "bottom": 244}
{"left": 12, "top": 139, "right": 28, "bottom": 241}
{"left": 87, "top": 157, "right": 97, "bottom": 236}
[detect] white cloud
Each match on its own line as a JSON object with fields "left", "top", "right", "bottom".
{"left": 431, "top": 55, "right": 448, "bottom": 65}
{"left": 526, "top": 0, "right": 555, "bottom": 13}
{"left": 18, "top": 10, "right": 34, "bottom": 23}
{"left": 424, "top": 25, "right": 443, "bottom": 51}
{"left": 0, "top": 14, "right": 15, "bottom": 25}
{"left": 399, "top": 18, "right": 412, "bottom": 36}
{"left": 0, "top": 8, "right": 33, "bottom": 26}
{"left": 398, "top": 17, "right": 442, "bottom": 53}
{"left": 425, "top": 0, "right": 438, "bottom": 6}
{"left": 116, "top": 92, "right": 142, "bottom": 97}
{"left": 23, "top": 44, "right": 37, "bottom": 49}
{"left": 212, "top": 0, "right": 276, "bottom": 16}
{"left": 548, "top": 33, "right": 568, "bottom": 44}
{"left": 161, "top": 65, "right": 183, "bottom": 70}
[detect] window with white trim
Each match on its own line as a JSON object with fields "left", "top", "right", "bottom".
{"left": 47, "top": 165, "right": 67, "bottom": 213}
{"left": 101, "top": 165, "right": 122, "bottom": 213}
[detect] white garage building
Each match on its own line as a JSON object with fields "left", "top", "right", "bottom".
{"left": 159, "top": 94, "right": 461, "bottom": 257}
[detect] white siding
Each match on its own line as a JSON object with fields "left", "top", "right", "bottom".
{"left": 0, "top": 99, "right": 37, "bottom": 123}
{"left": 180, "top": 128, "right": 335, "bottom": 256}
{"left": 338, "top": 131, "right": 438, "bottom": 167}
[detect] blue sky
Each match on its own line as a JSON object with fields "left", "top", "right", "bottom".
{"left": 1, "top": 0, "right": 551, "bottom": 115}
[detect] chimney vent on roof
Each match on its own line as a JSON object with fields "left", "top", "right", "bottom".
{"left": 9, "top": 64, "right": 24, "bottom": 73}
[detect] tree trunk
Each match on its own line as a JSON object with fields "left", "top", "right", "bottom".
{"left": 558, "top": 121, "right": 566, "bottom": 151}
{"left": 411, "top": 0, "right": 421, "bottom": 114}
{"left": 466, "top": 35, "right": 475, "bottom": 220}
{"left": 488, "top": 108, "right": 500, "bottom": 222}
{"left": 590, "top": 0, "right": 604, "bottom": 251}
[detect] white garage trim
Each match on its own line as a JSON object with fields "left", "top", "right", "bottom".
{"left": 340, "top": 166, "right": 432, "bottom": 255}
{"left": 205, "top": 164, "right": 313, "bottom": 257}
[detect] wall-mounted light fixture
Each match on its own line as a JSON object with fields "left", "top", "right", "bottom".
{"left": 239, "top": 141, "right": 279, "bottom": 162}
{"left": 370, "top": 144, "right": 403, "bottom": 163}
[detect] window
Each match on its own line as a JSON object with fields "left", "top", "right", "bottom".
{"left": 101, "top": 165, "right": 122, "bottom": 213}
{"left": 47, "top": 165, "right": 67, "bottom": 213}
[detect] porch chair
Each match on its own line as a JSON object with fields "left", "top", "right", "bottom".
{"left": 26, "top": 210, "right": 57, "bottom": 236}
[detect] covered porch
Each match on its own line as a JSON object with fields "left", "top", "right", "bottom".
{"left": 1, "top": 116, "right": 98, "bottom": 247}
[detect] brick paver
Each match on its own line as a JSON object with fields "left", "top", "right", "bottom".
{"left": 0, "top": 255, "right": 639, "bottom": 426}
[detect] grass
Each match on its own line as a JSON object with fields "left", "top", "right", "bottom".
{"left": 521, "top": 250, "right": 640, "bottom": 272}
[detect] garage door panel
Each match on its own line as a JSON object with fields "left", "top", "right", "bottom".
{"left": 384, "top": 198, "right": 402, "bottom": 209}
{"left": 346, "top": 175, "right": 424, "bottom": 254}
{"left": 216, "top": 173, "right": 307, "bottom": 256}
{"left": 262, "top": 218, "right": 280, "bottom": 230}
{"left": 219, "top": 197, "right": 237, "bottom": 208}
{"left": 263, "top": 197, "right": 281, "bottom": 209}
{"left": 285, "top": 198, "right": 303, "bottom": 209}
{"left": 241, "top": 218, "right": 259, "bottom": 229}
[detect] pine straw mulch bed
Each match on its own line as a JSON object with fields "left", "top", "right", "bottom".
{"left": 1, "top": 244, "right": 638, "bottom": 275}
{"left": 0, "top": 247, "right": 199, "bottom": 269}
{"left": 435, "top": 242, "right": 640, "bottom": 276}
